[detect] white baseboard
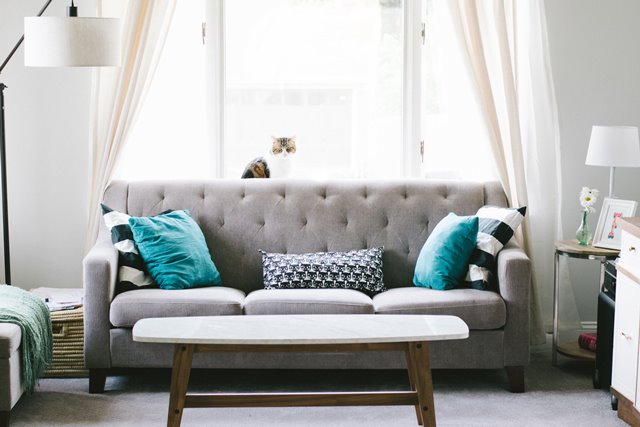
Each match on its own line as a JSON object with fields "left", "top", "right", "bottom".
{"left": 543, "top": 321, "right": 598, "bottom": 333}
{"left": 581, "top": 321, "right": 597, "bottom": 331}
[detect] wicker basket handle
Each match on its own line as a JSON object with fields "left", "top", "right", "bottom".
{"left": 52, "top": 323, "right": 69, "bottom": 338}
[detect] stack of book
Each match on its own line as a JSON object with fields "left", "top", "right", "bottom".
{"left": 30, "top": 287, "right": 83, "bottom": 311}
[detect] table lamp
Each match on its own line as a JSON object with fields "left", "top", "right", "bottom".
{"left": 0, "top": 0, "right": 120, "bottom": 284}
{"left": 585, "top": 125, "right": 640, "bottom": 198}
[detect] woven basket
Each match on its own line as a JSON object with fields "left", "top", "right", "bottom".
{"left": 44, "top": 306, "right": 88, "bottom": 378}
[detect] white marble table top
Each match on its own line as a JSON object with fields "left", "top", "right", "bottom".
{"left": 132, "top": 314, "right": 469, "bottom": 345}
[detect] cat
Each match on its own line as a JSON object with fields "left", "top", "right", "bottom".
{"left": 241, "top": 136, "right": 297, "bottom": 178}
{"left": 241, "top": 157, "right": 270, "bottom": 178}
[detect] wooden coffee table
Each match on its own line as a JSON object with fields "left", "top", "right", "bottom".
{"left": 133, "top": 314, "right": 469, "bottom": 427}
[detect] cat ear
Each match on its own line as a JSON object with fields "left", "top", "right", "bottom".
{"left": 271, "top": 136, "right": 278, "bottom": 142}
{"left": 290, "top": 135, "right": 296, "bottom": 141}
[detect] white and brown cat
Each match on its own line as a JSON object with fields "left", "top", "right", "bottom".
{"left": 241, "top": 136, "right": 297, "bottom": 178}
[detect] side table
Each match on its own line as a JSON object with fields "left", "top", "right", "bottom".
{"left": 552, "top": 240, "right": 619, "bottom": 366}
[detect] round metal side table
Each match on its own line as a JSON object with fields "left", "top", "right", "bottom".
{"left": 552, "top": 240, "right": 619, "bottom": 366}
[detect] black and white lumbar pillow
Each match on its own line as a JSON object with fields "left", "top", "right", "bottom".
{"left": 464, "top": 205, "right": 526, "bottom": 290}
{"left": 260, "top": 247, "right": 386, "bottom": 294}
{"left": 101, "top": 204, "right": 157, "bottom": 295}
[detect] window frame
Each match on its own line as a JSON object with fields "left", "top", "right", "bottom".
{"left": 205, "top": 0, "right": 425, "bottom": 179}
{"left": 206, "top": 1, "right": 225, "bottom": 178}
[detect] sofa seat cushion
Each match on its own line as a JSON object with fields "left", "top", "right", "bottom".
{"left": 0, "top": 323, "right": 21, "bottom": 358}
{"left": 372, "top": 287, "right": 505, "bottom": 330}
{"left": 110, "top": 287, "right": 245, "bottom": 327}
{"left": 244, "top": 289, "right": 374, "bottom": 315}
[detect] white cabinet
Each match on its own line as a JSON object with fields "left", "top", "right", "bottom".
{"left": 621, "top": 231, "right": 640, "bottom": 278}
{"left": 611, "top": 271, "right": 640, "bottom": 400}
{"left": 612, "top": 218, "right": 640, "bottom": 426}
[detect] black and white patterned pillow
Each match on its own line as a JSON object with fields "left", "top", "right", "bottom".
{"left": 260, "top": 247, "right": 386, "bottom": 294}
{"left": 101, "top": 204, "right": 162, "bottom": 295}
{"left": 464, "top": 205, "right": 526, "bottom": 290}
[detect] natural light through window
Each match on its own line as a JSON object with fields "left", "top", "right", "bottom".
{"left": 113, "top": 1, "right": 210, "bottom": 180}
{"left": 223, "top": 0, "right": 404, "bottom": 179}
{"left": 113, "top": 0, "right": 498, "bottom": 183}
{"left": 420, "top": 0, "right": 497, "bottom": 181}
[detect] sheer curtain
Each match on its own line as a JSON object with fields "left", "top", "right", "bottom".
{"left": 85, "top": 0, "right": 177, "bottom": 249}
{"left": 446, "top": 0, "right": 569, "bottom": 343}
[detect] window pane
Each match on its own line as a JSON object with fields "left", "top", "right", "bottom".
{"left": 421, "top": 0, "right": 497, "bottom": 181}
{"left": 224, "top": 0, "right": 404, "bottom": 179}
{"left": 113, "top": 1, "right": 210, "bottom": 181}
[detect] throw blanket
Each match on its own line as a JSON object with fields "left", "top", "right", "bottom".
{"left": 0, "top": 285, "right": 52, "bottom": 393}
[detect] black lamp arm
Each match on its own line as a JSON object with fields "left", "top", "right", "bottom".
{"left": 0, "top": 0, "right": 54, "bottom": 75}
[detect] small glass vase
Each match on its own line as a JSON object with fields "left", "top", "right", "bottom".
{"left": 576, "top": 209, "right": 591, "bottom": 245}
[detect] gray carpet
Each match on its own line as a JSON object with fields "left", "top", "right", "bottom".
{"left": 9, "top": 345, "right": 625, "bottom": 427}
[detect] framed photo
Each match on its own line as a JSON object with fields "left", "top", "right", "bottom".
{"left": 593, "top": 198, "right": 638, "bottom": 249}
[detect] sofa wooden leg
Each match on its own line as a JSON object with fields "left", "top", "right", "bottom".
{"left": 89, "top": 368, "right": 107, "bottom": 394}
{"left": 505, "top": 366, "right": 525, "bottom": 393}
{"left": 0, "top": 410, "right": 9, "bottom": 427}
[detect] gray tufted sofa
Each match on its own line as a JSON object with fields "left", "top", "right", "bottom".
{"left": 84, "top": 179, "right": 531, "bottom": 394}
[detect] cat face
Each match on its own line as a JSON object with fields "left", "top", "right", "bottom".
{"left": 271, "top": 136, "right": 296, "bottom": 157}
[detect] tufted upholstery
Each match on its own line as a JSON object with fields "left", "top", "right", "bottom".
{"left": 86, "top": 179, "right": 529, "bottom": 391}
{"left": 102, "top": 179, "right": 507, "bottom": 294}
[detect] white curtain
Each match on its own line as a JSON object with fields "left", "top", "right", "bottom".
{"left": 86, "top": 0, "right": 177, "bottom": 249}
{"left": 447, "top": 0, "right": 571, "bottom": 343}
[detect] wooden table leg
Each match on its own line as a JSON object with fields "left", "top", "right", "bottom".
{"left": 405, "top": 347, "right": 424, "bottom": 426}
{"left": 408, "top": 341, "right": 436, "bottom": 427}
{"left": 167, "top": 344, "right": 194, "bottom": 427}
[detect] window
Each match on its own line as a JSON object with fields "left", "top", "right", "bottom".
{"left": 116, "top": 0, "right": 497, "bottom": 182}
{"left": 113, "top": 1, "right": 209, "bottom": 180}
{"left": 224, "top": 0, "right": 403, "bottom": 179}
{"left": 419, "top": 0, "right": 496, "bottom": 181}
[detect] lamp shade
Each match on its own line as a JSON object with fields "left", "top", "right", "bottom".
{"left": 24, "top": 17, "right": 120, "bottom": 67}
{"left": 585, "top": 125, "right": 640, "bottom": 167}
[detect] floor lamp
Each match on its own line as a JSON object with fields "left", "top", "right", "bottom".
{"left": 0, "top": 1, "right": 120, "bottom": 285}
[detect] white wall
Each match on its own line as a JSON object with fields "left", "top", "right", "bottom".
{"left": 545, "top": 0, "right": 640, "bottom": 324}
{"left": 0, "top": 0, "right": 93, "bottom": 289}
{"left": 1, "top": 0, "right": 639, "bottom": 329}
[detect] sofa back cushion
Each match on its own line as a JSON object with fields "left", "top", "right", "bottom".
{"left": 102, "top": 180, "right": 507, "bottom": 294}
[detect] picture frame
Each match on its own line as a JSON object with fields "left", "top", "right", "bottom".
{"left": 593, "top": 197, "right": 638, "bottom": 249}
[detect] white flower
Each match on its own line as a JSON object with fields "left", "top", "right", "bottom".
{"left": 579, "top": 187, "right": 599, "bottom": 213}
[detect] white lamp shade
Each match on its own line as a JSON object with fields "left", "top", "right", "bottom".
{"left": 585, "top": 125, "right": 640, "bottom": 167}
{"left": 24, "top": 17, "right": 121, "bottom": 67}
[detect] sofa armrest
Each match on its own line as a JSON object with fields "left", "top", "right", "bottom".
{"left": 496, "top": 241, "right": 531, "bottom": 367}
{"left": 83, "top": 232, "right": 118, "bottom": 369}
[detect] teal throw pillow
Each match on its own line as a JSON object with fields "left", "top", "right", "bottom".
{"left": 413, "top": 213, "right": 479, "bottom": 290}
{"left": 128, "top": 210, "right": 221, "bottom": 290}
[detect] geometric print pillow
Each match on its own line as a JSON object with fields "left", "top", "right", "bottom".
{"left": 260, "top": 247, "right": 386, "bottom": 295}
{"left": 464, "top": 205, "right": 526, "bottom": 290}
{"left": 101, "top": 204, "right": 161, "bottom": 295}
